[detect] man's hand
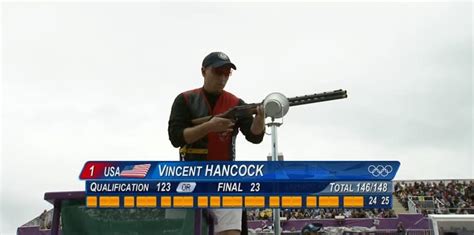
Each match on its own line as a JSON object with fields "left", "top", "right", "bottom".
{"left": 250, "top": 105, "right": 265, "bottom": 135}
{"left": 207, "top": 116, "right": 235, "bottom": 133}
{"left": 183, "top": 116, "right": 234, "bottom": 144}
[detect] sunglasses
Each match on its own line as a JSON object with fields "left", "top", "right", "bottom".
{"left": 212, "top": 67, "right": 232, "bottom": 76}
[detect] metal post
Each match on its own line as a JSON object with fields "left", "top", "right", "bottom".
{"left": 51, "top": 200, "right": 61, "bottom": 235}
{"left": 195, "top": 209, "right": 201, "bottom": 235}
{"left": 268, "top": 118, "right": 281, "bottom": 235}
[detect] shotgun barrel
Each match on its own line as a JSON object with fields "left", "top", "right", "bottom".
{"left": 191, "top": 89, "right": 347, "bottom": 125}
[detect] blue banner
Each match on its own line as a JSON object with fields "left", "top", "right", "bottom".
{"left": 80, "top": 161, "right": 400, "bottom": 181}
{"left": 85, "top": 180, "right": 393, "bottom": 195}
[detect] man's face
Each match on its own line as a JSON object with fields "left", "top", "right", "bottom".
{"left": 202, "top": 65, "right": 232, "bottom": 94}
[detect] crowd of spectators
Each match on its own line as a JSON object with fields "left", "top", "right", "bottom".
{"left": 246, "top": 208, "right": 396, "bottom": 221}
{"left": 247, "top": 180, "right": 473, "bottom": 221}
{"left": 394, "top": 180, "right": 474, "bottom": 215}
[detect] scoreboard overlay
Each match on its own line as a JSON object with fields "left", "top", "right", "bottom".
{"left": 79, "top": 161, "right": 399, "bottom": 209}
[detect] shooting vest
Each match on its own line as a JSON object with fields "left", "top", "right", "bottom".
{"left": 180, "top": 88, "right": 240, "bottom": 161}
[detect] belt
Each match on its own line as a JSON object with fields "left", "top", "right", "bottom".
{"left": 179, "top": 146, "right": 208, "bottom": 155}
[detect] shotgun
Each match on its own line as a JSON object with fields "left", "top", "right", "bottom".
{"left": 191, "top": 89, "right": 347, "bottom": 125}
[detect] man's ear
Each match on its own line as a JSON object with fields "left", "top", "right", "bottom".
{"left": 201, "top": 67, "right": 206, "bottom": 76}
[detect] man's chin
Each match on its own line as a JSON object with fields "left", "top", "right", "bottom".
{"left": 215, "top": 87, "right": 225, "bottom": 93}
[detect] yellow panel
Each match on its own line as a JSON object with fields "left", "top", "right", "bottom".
{"left": 173, "top": 196, "right": 183, "bottom": 207}
{"left": 87, "top": 196, "right": 97, "bottom": 207}
{"left": 306, "top": 196, "right": 317, "bottom": 207}
{"left": 99, "top": 196, "right": 120, "bottom": 208}
{"left": 173, "top": 196, "right": 194, "bottom": 207}
{"left": 210, "top": 196, "right": 221, "bottom": 207}
{"left": 124, "top": 196, "right": 135, "bottom": 208}
{"left": 182, "top": 196, "right": 194, "bottom": 207}
{"left": 160, "top": 196, "right": 171, "bottom": 207}
{"left": 198, "top": 196, "right": 208, "bottom": 207}
{"left": 222, "top": 196, "right": 243, "bottom": 207}
{"left": 343, "top": 196, "right": 364, "bottom": 207}
{"left": 245, "top": 196, "right": 265, "bottom": 208}
{"left": 319, "top": 196, "right": 339, "bottom": 207}
{"left": 281, "top": 196, "right": 302, "bottom": 207}
{"left": 222, "top": 196, "right": 232, "bottom": 207}
{"left": 269, "top": 196, "right": 280, "bottom": 207}
{"left": 136, "top": 196, "right": 157, "bottom": 207}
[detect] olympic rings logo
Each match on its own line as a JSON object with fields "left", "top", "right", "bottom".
{"left": 368, "top": 165, "right": 393, "bottom": 177}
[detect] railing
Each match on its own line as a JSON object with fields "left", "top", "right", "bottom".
{"left": 435, "top": 198, "right": 445, "bottom": 207}
{"left": 432, "top": 207, "right": 474, "bottom": 214}
{"left": 250, "top": 230, "right": 434, "bottom": 235}
{"left": 367, "top": 229, "right": 433, "bottom": 235}
{"left": 249, "top": 229, "right": 435, "bottom": 235}
{"left": 408, "top": 196, "right": 437, "bottom": 214}
{"left": 408, "top": 198, "right": 418, "bottom": 213}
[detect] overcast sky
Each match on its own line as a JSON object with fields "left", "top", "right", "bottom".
{"left": 1, "top": 1, "right": 472, "bottom": 234}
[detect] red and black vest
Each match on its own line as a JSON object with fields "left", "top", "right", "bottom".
{"left": 180, "top": 88, "right": 240, "bottom": 161}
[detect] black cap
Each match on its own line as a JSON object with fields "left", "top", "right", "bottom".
{"left": 202, "top": 52, "right": 237, "bottom": 70}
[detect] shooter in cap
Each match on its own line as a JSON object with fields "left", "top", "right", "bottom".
{"left": 168, "top": 52, "right": 265, "bottom": 235}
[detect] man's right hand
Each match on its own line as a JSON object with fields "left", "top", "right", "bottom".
{"left": 207, "top": 116, "right": 235, "bottom": 133}
{"left": 183, "top": 116, "right": 234, "bottom": 144}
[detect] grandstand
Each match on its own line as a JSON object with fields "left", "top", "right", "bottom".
{"left": 17, "top": 180, "right": 474, "bottom": 234}
{"left": 393, "top": 180, "right": 474, "bottom": 216}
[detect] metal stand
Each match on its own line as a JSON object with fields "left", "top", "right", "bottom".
{"left": 268, "top": 117, "right": 282, "bottom": 235}
{"left": 261, "top": 89, "right": 347, "bottom": 235}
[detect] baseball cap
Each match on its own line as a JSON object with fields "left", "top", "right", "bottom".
{"left": 202, "top": 52, "right": 237, "bottom": 70}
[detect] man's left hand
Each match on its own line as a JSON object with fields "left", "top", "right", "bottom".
{"left": 250, "top": 105, "right": 265, "bottom": 135}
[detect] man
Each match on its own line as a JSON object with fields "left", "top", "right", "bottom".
{"left": 397, "top": 221, "right": 406, "bottom": 235}
{"left": 168, "top": 52, "right": 266, "bottom": 235}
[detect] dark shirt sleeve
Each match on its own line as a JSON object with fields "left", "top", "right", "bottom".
{"left": 236, "top": 99, "right": 265, "bottom": 144}
{"left": 168, "top": 93, "right": 191, "bottom": 148}
{"left": 168, "top": 95, "right": 264, "bottom": 147}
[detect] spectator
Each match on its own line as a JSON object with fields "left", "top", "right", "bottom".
{"left": 397, "top": 222, "right": 406, "bottom": 235}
